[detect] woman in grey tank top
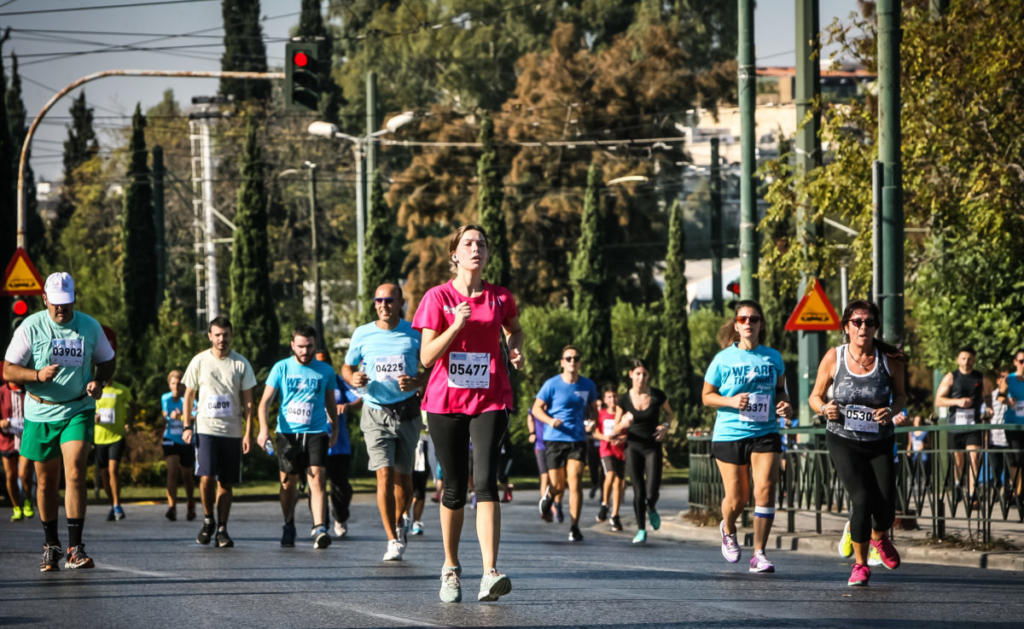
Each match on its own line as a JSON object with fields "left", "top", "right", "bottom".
{"left": 809, "top": 300, "right": 908, "bottom": 587}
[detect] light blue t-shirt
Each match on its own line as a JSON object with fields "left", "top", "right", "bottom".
{"left": 705, "top": 344, "right": 785, "bottom": 442}
{"left": 161, "top": 392, "right": 185, "bottom": 445}
{"left": 344, "top": 319, "right": 420, "bottom": 409}
{"left": 265, "top": 357, "right": 337, "bottom": 434}
{"left": 536, "top": 375, "right": 598, "bottom": 443}
{"left": 328, "top": 376, "right": 361, "bottom": 456}
{"left": 1005, "top": 373, "right": 1024, "bottom": 425}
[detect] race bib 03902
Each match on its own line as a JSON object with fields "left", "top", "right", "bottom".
{"left": 447, "top": 352, "right": 490, "bottom": 389}
{"left": 843, "top": 404, "right": 879, "bottom": 433}
{"left": 373, "top": 354, "right": 406, "bottom": 382}
{"left": 285, "top": 401, "right": 314, "bottom": 427}
{"left": 953, "top": 408, "right": 975, "bottom": 426}
{"left": 738, "top": 393, "right": 772, "bottom": 423}
{"left": 205, "top": 394, "right": 234, "bottom": 418}
{"left": 50, "top": 338, "right": 84, "bottom": 367}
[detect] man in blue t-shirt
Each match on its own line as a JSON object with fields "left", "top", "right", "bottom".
{"left": 531, "top": 344, "right": 598, "bottom": 543}
{"left": 257, "top": 326, "right": 339, "bottom": 550}
{"left": 342, "top": 283, "right": 428, "bottom": 562}
{"left": 316, "top": 349, "right": 362, "bottom": 539}
{"left": 160, "top": 369, "right": 196, "bottom": 522}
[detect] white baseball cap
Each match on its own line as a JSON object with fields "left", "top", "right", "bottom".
{"left": 44, "top": 272, "right": 75, "bottom": 305}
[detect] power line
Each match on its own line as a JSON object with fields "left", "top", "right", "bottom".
{"left": 0, "top": 0, "right": 216, "bottom": 17}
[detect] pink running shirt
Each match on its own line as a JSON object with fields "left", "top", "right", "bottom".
{"left": 412, "top": 281, "right": 518, "bottom": 415}
{"left": 597, "top": 408, "right": 625, "bottom": 459}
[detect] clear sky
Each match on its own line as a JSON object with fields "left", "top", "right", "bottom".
{"left": 0, "top": 0, "right": 860, "bottom": 182}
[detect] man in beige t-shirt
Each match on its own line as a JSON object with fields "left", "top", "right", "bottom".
{"left": 182, "top": 316, "right": 256, "bottom": 548}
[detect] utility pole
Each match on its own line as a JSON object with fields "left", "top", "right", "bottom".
{"left": 878, "top": 0, "right": 904, "bottom": 345}
{"left": 796, "top": 0, "right": 824, "bottom": 425}
{"left": 361, "top": 71, "right": 377, "bottom": 303}
{"left": 710, "top": 137, "right": 723, "bottom": 314}
{"left": 152, "top": 145, "right": 166, "bottom": 306}
{"left": 306, "top": 162, "right": 323, "bottom": 346}
{"left": 737, "top": 0, "right": 758, "bottom": 301}
{"left": 189, "top": 99, "right": 225, "bottom": 326}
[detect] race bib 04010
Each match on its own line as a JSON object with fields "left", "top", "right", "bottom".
{"left": 285, "top": 401, "right": 314, "bottom": 427}
{"left": 205, "top": 394, "right": 234, "bottom": 418}
{"left": 447, "top": 352, "right": 490, "bottom": 389}
{"left": 373, "top": 355, "right": 406, "bottom": 382}
{"left": 738, "top": 393, "right": 772, "bottom": 423}
{"left": 843, "top": 404, "right": 879, "bottom": 433}
{"left": 50, "top": 338, "right": 84, "bottom": 367}
{"left": 953, "top": 408, "right": 975, "bottom": 426}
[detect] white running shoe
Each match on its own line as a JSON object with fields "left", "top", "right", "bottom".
{"left": 382, "top": 539, "right": 405, "bottom": 561}
{"left": 332, "top": 520, "right": 347, "bottom": 538}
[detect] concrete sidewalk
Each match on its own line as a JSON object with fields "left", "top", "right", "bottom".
{"left": 652, "top": 507, "right": 1024, "bottom": 572}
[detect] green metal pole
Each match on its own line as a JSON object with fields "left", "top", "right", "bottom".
{"left": 796, "top": 0, "right": 824, "bottom": 426}
{"left": 878, "top": 0, "right": 904, "bottom": 345}
{"left": 365, "top": 71, "right": 378, "bottom": 200}
{"left": 308, "top": 164, "right": 323, "bottom": 347}
{"left": 152, "top": 145, "right": 166, "bottom": 306}
{"left": 710, "top": 137, "right": 723, "bottom": 314}
{"left": 738, "top": 0, "right": 758, "bottom": 301}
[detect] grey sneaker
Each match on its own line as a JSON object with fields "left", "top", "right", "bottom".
{"left": 440, "top": 565, "right": 462, "bottom": 603}
{"left": 382, "top": 539, "right": 404, "bottom": 561}
{"left": 477, "top": 569, "right": 511, "bottom": 602}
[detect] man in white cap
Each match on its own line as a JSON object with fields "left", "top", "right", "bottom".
{"left": 3, "top": 272, "right": 116, "bottom": 572}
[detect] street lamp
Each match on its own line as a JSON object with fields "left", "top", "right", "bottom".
{"left": 307, "top": 111, "right": 415, "bottom": 301}
{"left": 278, "top": 161, "right": 323, "bottom": 346}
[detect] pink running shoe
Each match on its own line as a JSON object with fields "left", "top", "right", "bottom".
{"left": 748, "top": 551, "right": 774, "bottom": 573}
{"left": 719, "top": 520, "right": 741, "bottom": 563}
{"left": 869, "top": 536, "right": 901, "bottom": 570}
{"left": 848, "top": 563, "right": 871, "bottom": 586}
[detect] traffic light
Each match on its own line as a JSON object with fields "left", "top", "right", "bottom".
{"left": 727, "top": 280, "right": 740, "bottom": 296}
{"left": 285, "top": 41, "right": 322, "bottom": 112}
{"left": 11, "top": 297, "right": 28, "bottom": 334}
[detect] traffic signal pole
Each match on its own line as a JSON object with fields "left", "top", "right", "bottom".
{"left": 14, "top": 69, "right": 284, "bottom": 250}
{"left": 737, "top": 0, "right": 758, "bottom": 301}
{"left": 877, "top": 0, "right": 904, "bottom": 345}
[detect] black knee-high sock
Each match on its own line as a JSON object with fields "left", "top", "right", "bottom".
{"left": 42, "top": 519, "right": 60, "bottom": 546}
{"left": 67, "top": 518, "right": 84, "bottom": 547}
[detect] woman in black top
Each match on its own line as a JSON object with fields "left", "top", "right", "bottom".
{"left": 616, "top": 359, "right": 673, "bottom": 544}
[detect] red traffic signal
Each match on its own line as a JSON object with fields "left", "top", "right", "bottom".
{"left": 12, "top": 298, "right": 28, "bottom": 316}
{"left": 293, "top": 51, "right": 309, "bottom": 68}
{"left": 726, "top": 281, "right": 740, "bottom": 296}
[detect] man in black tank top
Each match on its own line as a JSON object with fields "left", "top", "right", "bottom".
{"left": 935, "top": 347, "right": 985, "bottom": 506}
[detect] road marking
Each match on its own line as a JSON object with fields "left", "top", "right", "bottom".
{"left": 563, "top": 558, "right": 689, "bottom": 574}
{"left": 102, "top": 563, "right": 178, "bottom": 578}
{"left": 312, "top": 599, "right": 443, "bottom": 627}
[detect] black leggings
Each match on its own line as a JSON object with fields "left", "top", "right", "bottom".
{"left": 325, "top": 454, "right": 352, "bottom": 524}
{"left": 827, "top": 432, "right": 896, "bottom": 543}
{"left": 626, "top": 440, "right": 662, "bottom": 529}
{"left": 427, "top": 410, "right": 509, "bottom": 510}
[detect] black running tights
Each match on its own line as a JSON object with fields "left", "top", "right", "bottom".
{"left": 626, "top": 440, "right": 662, "bottom": 529}
{"left": 427, "top": 410, "right": 508, "bottom": 510}
{"left": 827, "top": 432, "right": 896, "bottom": 543}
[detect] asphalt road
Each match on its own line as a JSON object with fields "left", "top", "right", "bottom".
{"left": 2, "top": 486, "right": 1023, "bottom": 628}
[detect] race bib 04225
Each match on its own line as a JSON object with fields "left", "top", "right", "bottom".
{"left": 373, "top": 355, "right": 406, "bottom": 382}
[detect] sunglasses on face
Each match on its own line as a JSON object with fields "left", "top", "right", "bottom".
{"left": 735, "top": 315, "right": 762, "bottom": 324}
{"left": 1016, "top": 358, "right": 1024, "bottom": 364}
{"left": 848, "top": 318, "right": 878, "bottom": 328}
{"left": 374, "top": 297, "right": 395, "bottom": 304}
{"left": 563, "top": 356, "right": 581, "bottom": 362}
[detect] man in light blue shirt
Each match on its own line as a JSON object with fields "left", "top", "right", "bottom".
{"left": 258, "top": 325, "right": 338, "bottom": 550}
{"left": 343, "top": 283, "right": 428, "bottom": 561}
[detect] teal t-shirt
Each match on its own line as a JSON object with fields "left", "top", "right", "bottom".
{"left": 4, "top": 310, "right": 114, "bottom": 423}
{"left": 265, "top": 357, "right": 337, "bottom": 434}
{"left": 1005, "top": 373, "right": 1024, "bottom": 425}
{"left": 705, "top": 343, "right": 785, "bottom": 442}
{"left": 344, "top": 320, "right": 421, "bottom": 409}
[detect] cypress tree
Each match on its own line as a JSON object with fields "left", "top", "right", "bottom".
{"left": 220, "top": 0, "right": 270, "bottom": 102}
{"left": 0, "top": 36, "right": 15, "bottom": 342}
{"left": 53, "top": 92, "right": 99, "bottom": 254}
{"left": 477, "top": 113, "right": 510, "bottom": 288}
{"left": 569, "top": 161, "right": 614, "bottom": 385}
{"left": 121, "top": 104, "right": 158, "bottom": 347}
{"left": 362, "top": 169, "right": 393, "bottom": 322}
{"left": 296, "top": 0, "right": 341, "bottom": 123}
{"left": 6, "top": 53, "right": 44, "bottom": 263}
{"left": 660, "top": 198, "right": 696, "bottom": 424}
{"left": 230, "top": 119, "right": 279, "bottom": 371}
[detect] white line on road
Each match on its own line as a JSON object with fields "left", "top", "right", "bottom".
{"left": 563, "top": 558, "right": 689, "bottom": 574}
{"left": 101, "top": 563, "right": 179, "bottom": 578}
{"left": 311, "top": 599, "right": 444, "bottom": 627}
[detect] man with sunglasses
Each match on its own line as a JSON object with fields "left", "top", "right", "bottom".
{"left": 531, "top": 345, "right": 599, "bottom": 543}
{"left": 935, "top": 347, "right": 985, "bottom": 509}
{"left": 343, "top": 283, "right": 428, "bottom": 561}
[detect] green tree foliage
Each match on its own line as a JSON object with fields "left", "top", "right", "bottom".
{"left": 476, "top": 113, "right": 510, "bottom": 288}
{"left": 362, "top": 169, "right": 396, "bottom": 322}
{"left": 515, "top": 305, "right": 578, "bottom": 416}
{"left": 296, "top": 0, "right": 342, "bottom": 123}
{"left": 53, "top": 92, "right": 99, "bottom": 257}
{"left": 229, "top": 119, "right": 279, "bottom": 372}
{"left": 610, "top": 299, "right": 662, "bottom": 384}
{"left": 5, "top": 53, "right": 44, "bottom": 265}
{"left": 121, "top": 105, "right": 158, "bottom": 351}
{"left": 760, "top": 1, "right": 1024, "bottom": 373}
{"left": 569, "top": 162, "right": 614, "bottom": 385}
{"left": 660, "top": 199, "right": 696, "bottom": 425}
{"left": 220, "top": 0, "right": 270, "bottom": 102}
{"left": 0, "top": 37, "right": 15, "bottom": 341}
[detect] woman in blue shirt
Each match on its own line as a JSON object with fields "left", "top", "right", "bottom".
{"left": 702, "top": 300, "right": 791, "bottom": 574}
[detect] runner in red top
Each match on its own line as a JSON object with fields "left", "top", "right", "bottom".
{"left": 412, "top": 224, "right": 524, "bottom": 604}
{"left": 592, "top": 385, "right": 625, "bottom": 531}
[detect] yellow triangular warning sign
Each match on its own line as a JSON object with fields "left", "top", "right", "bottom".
{"left": 2, "top": 248, "right": 45, "bottom": 296}
{"left": 784, "top": 278, "right": 840, "bottom": 331}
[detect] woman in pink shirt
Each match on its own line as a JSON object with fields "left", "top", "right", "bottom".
{"left": 413, "top": 224, "right": 524, "bottom": 604}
